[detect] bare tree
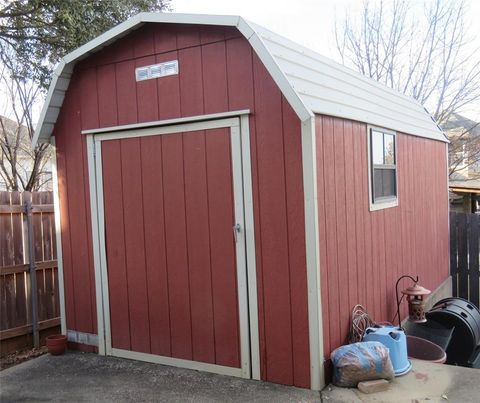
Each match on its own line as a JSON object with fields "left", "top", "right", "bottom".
{"left": 335, "top": 0, "right": 480, "bottom": 178}
{"left": 0, "top": 44, "right": 52, "bottom": 191}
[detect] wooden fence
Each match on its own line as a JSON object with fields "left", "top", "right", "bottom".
{"left": 450, "top": 211, "right": 480, "bottom": 308}
{"left": 0, "top": 191, "right": 60, "bottom": 356}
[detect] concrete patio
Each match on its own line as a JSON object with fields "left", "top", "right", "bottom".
{"left": 0, "top": 351, "right": 320, "bottom": 402}
{"left": 322, "top": 358, "right": 480, "bottom": 402}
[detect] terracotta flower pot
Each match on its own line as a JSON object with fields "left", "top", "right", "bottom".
{"left": 46, "top": 334, "right": 67, "bottom": 355}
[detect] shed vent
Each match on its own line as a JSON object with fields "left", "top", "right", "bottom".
{"left": 135, "top": 60, "right": 179, "bottom": 82}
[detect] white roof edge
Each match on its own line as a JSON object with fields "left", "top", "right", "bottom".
{"left": 33, "top": 12, "right": 445, "bottom": 146}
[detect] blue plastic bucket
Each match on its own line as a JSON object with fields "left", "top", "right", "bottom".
{"left": 363, "top": 326, "right": 412, "bottom": 376}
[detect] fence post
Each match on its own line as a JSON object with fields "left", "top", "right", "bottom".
{"left": 25, "top": 195, "right": 39, "bottom": 348}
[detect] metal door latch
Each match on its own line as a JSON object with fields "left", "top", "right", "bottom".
{"left": 233, "top": 223, "right": 241, "bottom": 242}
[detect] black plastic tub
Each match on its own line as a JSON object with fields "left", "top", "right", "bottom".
{"left": 427, "top": 297, "right": 480, "bottom": 366}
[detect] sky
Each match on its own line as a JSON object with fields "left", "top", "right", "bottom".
{"left": 171, "top": 0, "right": 480, "bottom": 120}
{"left": 1, "top": 0, "right": 479, "bottom": 122}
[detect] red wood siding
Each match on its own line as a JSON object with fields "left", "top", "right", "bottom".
{"left": 52, "top": 23, "right": 310, "bottom": 387}
{"left": 315, "top": 115, "right": 449, "bottom": 358}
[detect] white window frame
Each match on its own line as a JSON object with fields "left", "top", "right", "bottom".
{"left": 367, "top": 125, "right": 398, "bottom": 211}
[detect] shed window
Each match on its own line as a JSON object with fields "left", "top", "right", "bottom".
{"left": 368, "top": 127, "right": 398, "bottom": 211}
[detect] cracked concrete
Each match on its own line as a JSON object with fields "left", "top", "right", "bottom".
{"left": 321, "top": 359, "right": 480, "bottom": 403}
{"left": 0, "top": 351, "right": 320, "bottom": 403}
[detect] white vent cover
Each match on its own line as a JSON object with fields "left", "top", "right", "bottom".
{"left": 135, "top": 60, "right": 179, "bottom": 82}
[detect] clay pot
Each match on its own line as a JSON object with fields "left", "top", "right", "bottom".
{"left": 46, "top": 334, "right": 67, "bottom": 355}
{"left": 406, "top": 335, "right": 447, "bottom": 363}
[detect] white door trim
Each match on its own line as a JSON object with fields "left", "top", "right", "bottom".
{"left": 81, "top": 109, "right": 251, "bottom": 135}
{"left": 87, "top": 114, "right": 260, "bottom": 379}
{"left": 239, "top": 115, "right": 260, "bottom": 380}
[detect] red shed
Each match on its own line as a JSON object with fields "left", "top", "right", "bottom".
{"left": 33, "top": 13, "right": 450, "bottom": 390}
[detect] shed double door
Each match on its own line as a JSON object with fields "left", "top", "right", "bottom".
{"left": 93, "top": 118, "right": 251, "bottom": 378}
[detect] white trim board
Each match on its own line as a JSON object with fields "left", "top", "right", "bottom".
{"left": 301, "top": 117, "right": 324, "bottom": 390}
{"left": 112, "top": 348, "right": 244, "bottom": 378}
{"left": 86, "top": 114, "right": 260, "bottom": 380}
{"left": 32, "top": 13, "right": 445, "bottom": 147}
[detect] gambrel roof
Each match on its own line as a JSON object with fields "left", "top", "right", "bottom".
{"left": 33, "top": 12, "right": 446, "bottom": 145}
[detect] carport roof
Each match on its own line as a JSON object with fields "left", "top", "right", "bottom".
{"left": 33, "top": 12, "right": 446, "bottom": 146}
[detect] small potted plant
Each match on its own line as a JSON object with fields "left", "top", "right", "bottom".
{"left": 46, "top": 334, "right": 68, "bottom": 355}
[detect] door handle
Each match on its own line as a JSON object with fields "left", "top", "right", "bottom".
{"left": 233, "top": 223, "right": 241, "bottom": 243}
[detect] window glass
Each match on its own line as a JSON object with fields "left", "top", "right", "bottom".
{"left": 384, "top": 134, "right": 395, "bottom": 165}
{"left": 372, "top": 131, "right": 384, "bottom": 164}
{"left": 373, "top": 169, "right": 396, "bottom": 199}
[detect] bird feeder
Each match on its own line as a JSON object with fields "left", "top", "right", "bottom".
{"left": 401, "top": 283, "right": 431, "bottom": 323}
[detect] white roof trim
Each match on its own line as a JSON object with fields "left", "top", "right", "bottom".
{"left": 33, "top": 12, "right": 446, "bottom": 146}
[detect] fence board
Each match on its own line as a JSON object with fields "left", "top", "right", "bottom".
{"left": 0, "top": 191, "right": 60, "bottom": 356}
{"left": 450, "top": 212, "right": 458, "bottom": 295}
{"left": 468, "top": 214, "right": 480, "bottom": 307}
{"left": 457, "top": 214, "right": 469, "bottom": 299}
{"left": 450, "top": 212, "right": 480, "bottom": 308}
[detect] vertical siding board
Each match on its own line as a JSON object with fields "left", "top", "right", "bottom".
{"left": 205, "top": 128, "right": 241, "bottom": 368}
{"left": 154, "top": 25, "right": 178, "bottom": 54}
{"left": 53, "top": 129, "right": 76, "bottom": 330}
{"left": 78, "top": 67, "right": 99, "bottom": 130}
{"left": 199, "top": 25, "right": 225, "bottom": 44}
{"left": 253, "top": 55, "right": 293, "bottom": 385}
{"left": 133, "top": 25, "right": 155, "bottom": 58}
{"left": 178, "top": 47, "right": 204, "bottom": 116}
{"left": 202, "top": 41, "right": 228, "bottom": 114}
{"left": 333, "top": 118, "right": 349, "bottom": 339}
{"left": 343, "top": 120, "right": 358, "bottom": 311}
{"left": 140, "top": 136, "right": 171, "bottom": 357}
{"left": 101, "top": 140, "right": 131, "bottom": 350}
{"left": 161, "top": 134, "right": 193, "bottom": 360}
{"left": 352, "top": 122, "right": 366, "bottom": 307}
{"left": 322, "top": 116, "right": 341, "bottom": 353}
{"left": 156, "top": 51, "right": 181, "bottom": 120}
{"left": 316, "top": 116, "right": 330, "bottom": 356}
{"left": 176, "top": 25, "right": 201, "bottom": 49}
{"left": 111, "top": 35, "right": 135, "bottom": 64}
{"left": 397, "top": 135, "right": 407, "bottom": 294}
{"left": 120, "top": 138, "right": 151, "bottom": 353}
{"left": 384, "top": 204, "right": 395, "bottom": 320}
{"left": 360, "top": 124, "right": 375, "bottom": 315}
{"left": 183, "top": 130, "right": 216, "bottom": 364}
{"left": 97, "top": 64, "right": 118, "bottom": 128}
{"left": 78, "top": 69, "right": 99, "bottom": 333}
{"left": 136, "top": 56, "right": 160, "bottom": 123}
{"left": 80, "top": 129, "right": 97, "bottom": 334}
{"left": 115, "top": 60, "right": 138, "bottom": 126}
{"left": 282, "top": 97, "right": 310, "bottom": 388}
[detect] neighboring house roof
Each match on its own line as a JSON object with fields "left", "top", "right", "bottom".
{"left": 442, "top": 113, "right": 480, "bottom": 138}
{"left": 33, "top": 13, "right": 446, "bottom": 146}
{"left": 1, "top": 115, "right": 30, "bottom": 151}
{"left": 450, "top": 180, "right": 480, "bottom": 194}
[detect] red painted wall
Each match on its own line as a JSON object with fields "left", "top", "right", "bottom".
{"left": 315, "top": 115, "right": 449, "bottom": 358}
{"left": 53, "top": 23, "right": 310, "bottom": 387}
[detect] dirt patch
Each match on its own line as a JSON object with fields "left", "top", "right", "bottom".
{"left": 0, "top": 346, "right": 48, "bottom": 371}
